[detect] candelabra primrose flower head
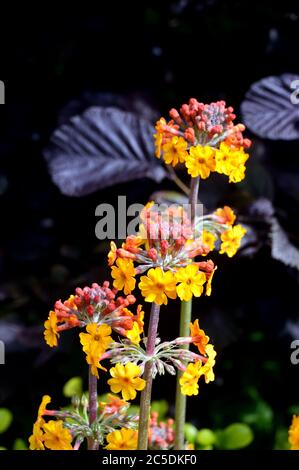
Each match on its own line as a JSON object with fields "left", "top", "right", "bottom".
{"left": 154, "top": 98, "right": 251, "bottom": 183}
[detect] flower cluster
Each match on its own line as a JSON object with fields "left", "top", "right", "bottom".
{"left": 109, "top": 203, "right": 246, "bottom": 304}
{"left": 154, "top": 98, "right": 251, "bottom": 183}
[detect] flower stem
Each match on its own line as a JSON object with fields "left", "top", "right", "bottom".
{"left": 137, "top": 302, "right": 160, "bottom": 450}
{"left": 87, "top": 366, "right": 98, "bottom": 450}
{"left": 174, "top": 175, "right": 199, "bottom": 450}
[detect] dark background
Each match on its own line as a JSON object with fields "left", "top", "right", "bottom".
{"left": 0, "top": 1, "right": 299, "bottom": 449}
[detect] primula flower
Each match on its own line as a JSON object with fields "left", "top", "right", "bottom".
{"left": 139, "top": 267, "right": 177, "bottom": 305}
{"left": 185, "top": 145, "right": 216, "bottom": 179}
{"left": 111, "top": 258, "right": 136, "bottom": 295}
{"left": 100, "top": 394, "right": 128, "bottom": 416}
{"left": 215, "top": 143, "right": 249, "bottom": 183}
{"left": 201, "top": 230, "right": 216, "bottom": 253}
{"left": 175, "top": 264, "right": 206, "bottom": 301}
{"left": 126, "top": 322, "right": 141, "bottom": 344}
{"left": 86, "top": 341, "right": 107, "bottom": 378}
{"left": 108, "top": 362, "right": 145, "bottom": 401}
{"left": 42, "top": 420, "right": 73, "bottom": 450}
{"left": 214, "top": 206, "right": 236, "bottom": 226}
{"left": 44, "top": 311, "right": 59, "bottom": 347}
{"left": 220, "top": 225, "right": 246, "bottom": 257}
{"left": 190, "top": 319, "right": 210, "bottom": 355}
{"left": 29, "top": 422, "right": 45, "bottom": 450}
{"left": 289, "top": 415, "right": 299, "bottom": 450}
{"left": 162, "top": 136, "right": 188, "bottom": 167}
{"left": 105, "top": 428, "right": 138, "bottom": 450}
{"left": 180, "top": 361, "right": 202, "bottom": 396}
{"left": 201, "top": 344, "right": 216, "bottom": 383}
{"left": 107, "top": 241, "right": 117, "bottom": 266}
{"left": 79, "top": 323, "right": 112, "bottom": 355}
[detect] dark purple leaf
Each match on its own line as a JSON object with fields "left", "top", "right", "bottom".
{"left": 241, "top": 74, "right": 299, "bottom": 140}
{"left": 44, "top": 107, "right": 167, "bottom": 197}
{"left": 270, "top": 218, "right": 299, "bottom": 269}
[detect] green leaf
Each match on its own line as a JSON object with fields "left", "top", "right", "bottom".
{"left": 0, "top": 409, "right": 13, "bottom": 434}
{"left": 218, "top": 423, "right": 254, "bottom": 450}
{"left": 63, "top": 377, "right": 83, "bottom": 398}
{"left": 0, "top": 447, "right": 7, "bottom": 450}
{"left": 13, "top": 439, "right": 28, "bottom": 450}
{"left": 184, "top": 423, "right": 198, "bottom": 443}
{"left": 196, "top": 428, "right": 216, "bottom": 447}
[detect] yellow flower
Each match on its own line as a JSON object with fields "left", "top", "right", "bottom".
{"left": 162, "top": 136, "right": 188, "bottom": 167}
{"left": 44, "top": 311, "right": 59, "bottom": 347}
{"left": 180, "top": 361, "right": 202, "bottom": 396}
{"left": 201, "top": 230, "right": 216, "bottom": 253}
{"left": 42, "top": 420, "right": 73, "bottom": 450}
{"left": 185, "top": 144, "right": 216, "bottom": 179}
{"left": 108, "top": 241, "right": 117, "bottom": 266}
{"left": 154, "top": 117, "right": 166, "bottom": 158}
{"left": 139, "top": 267, "right": 177, "bottom": 305}
{"left": 219, "top": 224, "right": 246, "bottom": 257}
{"left": 108, "top": 362, "right": 145, "bottom": 401}
{"left": 214, "top": 206, "right": 236, "bottom": 225}
{"left": 289, "top": 415, "right": 299, "bottom": 450}
{"left": 215, "top": 143, "right": 249, "bottom": 183}
{"left": 38, "top": 395, "right": 51, "bottom": 420}
{"left": 86, "top": 341, "right": 107, "bottom": 378}
{"left": 175, "top": 264, "right": 206, "bottom": 301}
{"left": 201, "top": 344, "right": 216, "bottom": 383}
{"left": 111, "top": 258, "right": 136, "bottom": 295}
{"left": 29, "top": 422, "right": 45, "bottom": 450}
{"left": 190, "top": 319, "right": 210, "bottom": 355}
{"left": 126, "top": 322, "right": 141, "bottom": 345}
{"left": 105, "top": 428, "right": 138, "bottom": 450}
{"left": 205, "top": 266, "right": 217, "bottom": 297}
{"left": 79, "top": 323, "right": 112, "bottom": 355}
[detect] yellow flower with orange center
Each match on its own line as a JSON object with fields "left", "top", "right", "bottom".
{"left": 162, "top": 136, "right": 188, "bottom": 167}
{"left": 180, "top": 361, "right": 202, "bottom": 396}
{"left": 289, "top": 415, "right": 299, "bottom": 450}
{"left": 214, "top": 206, "right": 236, "bottom": 225}
{"left": 175, "top": 264, "right": 206, "bottom": 302}
{"left": 42, "top": 420, "right": 73, "bottom": 450}
{"left": 105, "top": 428, "right": 138, "bottom": 450}
{"left": 190, "top": 319, "right": 210, "bottom": 355}
{"left": 185, "top": 144, "right": 216, "bottom": 179}
{"left": 44, "top": 311, "right": 59, "bottom": 347}
{"left": 108, "top": 362, "right": 145, "bottom": 401}
{"left": 79, "top": 323, "right": 112, "bottom": 355}
{"left": 111, "top": 258, "right": 136, "bottom": 295}
{"left": 201, "top": 230, "right": 216, "bottom": 253}
{"left": 139, "top": 267, "right": 177, "bottom": 305}
{"left": 220, "top": 224, "right": 246, "bottom": 257}
{"left": 215, "top": 143, "right": 249, "bottom": 183}
{"left": 126, "top": 322, "right": 141, "bottom": 345}
{"left": 85, "top": 341, "right": 107, "bottom": 379}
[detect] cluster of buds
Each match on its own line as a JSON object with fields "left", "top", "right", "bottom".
{"left": 148, "top": 412, "right": 175, "bottom": 450}
{"left": 154, "top": 98, "right": 251, "bottom": 183}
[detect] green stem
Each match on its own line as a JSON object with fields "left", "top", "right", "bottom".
{"left": 174, "top": 299, "right": 193, "bottom": 449}
{"left": 174, "top": 175, "right": 199, "bottom": 450}
{"left": 87, "top": 366, "right": 98, "bottom": 450}
{"left": 138, "top": 302, "right": 160, "bottom": 450}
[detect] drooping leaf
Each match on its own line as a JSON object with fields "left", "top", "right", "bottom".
{"left": 270, "top": 218, "right": 299, "bottom": 270}
{"left": 241, "top": 74, "right": 299, "bottom": 140}
{"left": 44, "top": 107, "right": 167, "bottom": 197}
{"left": 0, "top": 409, "right": 13, "bottom": 434}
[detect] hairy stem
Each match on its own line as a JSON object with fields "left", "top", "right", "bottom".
{"left": 137, "top": 302, "right": 161, "bottom": 450}
{"left": 87, "top": 366, "right": 98, "bottom": 450}
{"left": 174, "top": 175, "right": 199, "bottom": 450}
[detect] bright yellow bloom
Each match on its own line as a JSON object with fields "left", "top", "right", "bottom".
{"left": 175, "top": 264, "right": 206, "bottom": 301}
{"left": 86, "top": 341, "right": 107, "bottom": 378}
{"left": 42, "top": 420, "right": 73, "bottom": 450}
{"left": 105, "top": 428, "right": 138, "bottom": 450}
{"left": 162, "top": 136, "right": 188, "bottom": 167}
{"left": 190, "top": 319, "right": 210, "bottom": 355}
{"left": 289, "top": 415, "right": 299, "bottom": 450}
{"left": 38, "top": 395, "right": 51, "bottom": 420}
{"left": 139, "top": 267, "right": 177, "bottom": 305}
{"left": 201, "top": 344, "right": 216, "bottom": 383}
{"left": 111, "top": 258, "right": 136, "bottom": 295}
{"left": 214, "top": 206, "right": 236, "bottom": 225}
{"left": 126, "top": 322, "right": 141, "bottom": 345}
{"left": 201, "top": 230, "right": 216, "bottom": 253}
{"left": 220, "top": 225, "right": 246, "bottom": 257}
{"left": 205, "top": 266, "right": 217, "bottom": 297}
{"left": 79, "top": 323, "right": 112, "bottom": 355}
{"left": 108, "top": 241, "right": 117, "bottom": 266}
{"left": 180, "top": 361, "right": 202, "bottom": 396}
{"left": 29, "top": 422, "right": 45, "bottom": 450}
{"left": 185, "top": 144, "right": 216, "bottom": 179}
{"left": 108, "top": 362, "right": 145, "bottom": 401}
{"left": 44, "top": 311, "right": 59, "bottom": 347}
{"left": 215, "top": 143, "right": 249, "bottom": 183}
